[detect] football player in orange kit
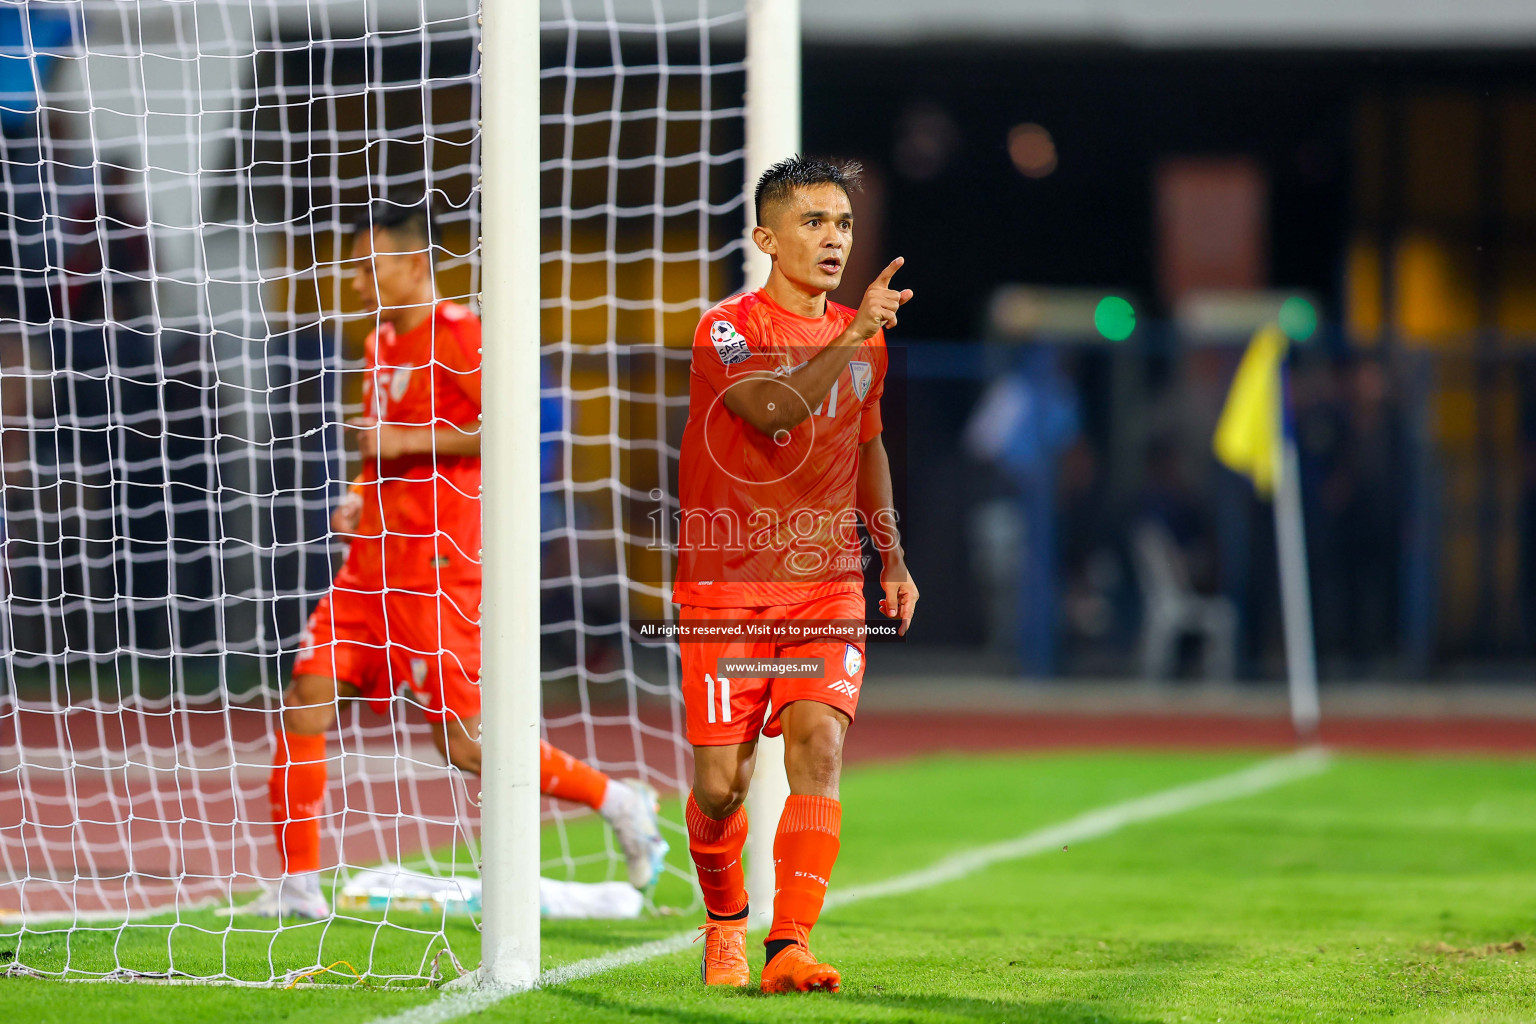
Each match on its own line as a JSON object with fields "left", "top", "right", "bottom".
{"left": 675, "top": 157, "right": 919, "bottom": 992}
{"left": 226, "top": 199, "right": 665, "bottom": 919}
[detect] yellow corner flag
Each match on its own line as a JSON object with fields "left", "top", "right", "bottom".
{"left": 1212, "top": 323, "right": 1289, "bottom": 497}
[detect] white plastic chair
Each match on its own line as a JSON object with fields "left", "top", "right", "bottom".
{"left": 1131, "top": 521, "right": 1237, "bottom": 681}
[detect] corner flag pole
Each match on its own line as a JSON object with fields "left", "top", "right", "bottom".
{"left": 1214, "top": 326, "right": 1320, "bottom": 742}
{"left": 478, "top": 0, "right": 542, "bottom": 990}
{"left": 742, "top": 0, "right": 800, "bottom": 928}
{"left": 1273, "top": 383, "right": 1321, "bottom": 741}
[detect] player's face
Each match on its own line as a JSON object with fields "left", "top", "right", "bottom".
{"left": 767, "top": 183, "right": 853, "bottom": 295}
{"left": 350, "top": 228, "right": 427, "bottom": 322}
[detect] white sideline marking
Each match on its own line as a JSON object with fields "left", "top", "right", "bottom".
{"left": 365, "top": 748, "right": 1331, "bottom": 1024}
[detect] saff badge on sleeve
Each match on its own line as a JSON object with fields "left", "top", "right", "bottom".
{"left": 710, "top": 320, "right": 752, "bottom": 365}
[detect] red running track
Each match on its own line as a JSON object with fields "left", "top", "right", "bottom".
{"left": 5, "top": 699, "right": 1532, "bottom": 921}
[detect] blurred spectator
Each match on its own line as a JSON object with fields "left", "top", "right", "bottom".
{"left": 962, "top": 350, "right": 1081, "bottom": 489}
{"left": 1136, "top": 435, "right": 1217, "bottom": 595}
{"left": 1058, "top": 436, "right": 1123, "bottom": 658}
{"left": 1128, "top": 436, "right": 1234, "bottom": 680}
{"left": 1305, "top": 355, "right": 1403, "bottom": 674}
{"left": 963, "top": 346, "right": 1080, "bottom": 672}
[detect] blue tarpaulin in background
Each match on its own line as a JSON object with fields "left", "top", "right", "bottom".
{"left": 0, "top": 3, "right": 77, "bottom": 135}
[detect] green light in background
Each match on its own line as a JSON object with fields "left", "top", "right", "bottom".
{"left": 1279, "top": 297, "right": 1318, "bottom": 342}
{"left": 1093, "top": 296, "right": 1135, "bottom": 341}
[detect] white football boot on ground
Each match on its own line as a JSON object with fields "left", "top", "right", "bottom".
{"left": 539, "top": 877, "right": 644, "bottom": 919}
{"left": 215, "top": 877, "right": 332, "bottom": 920}
{"left": 603, "top": 779, "right": 669, "bottom": 891}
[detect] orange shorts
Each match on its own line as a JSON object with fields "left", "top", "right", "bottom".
{"left": 291, "top": 575, "right": 481, "bottom": 724}
{"left": 678, "top": 593, "right": 868, "bottom": 746}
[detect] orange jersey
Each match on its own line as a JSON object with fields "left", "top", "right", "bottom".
{"left": 343, "top": 300, "right": 483, "bottom": 591}
{"left": 672, "top": 288, "right": 887, "bottom": 609}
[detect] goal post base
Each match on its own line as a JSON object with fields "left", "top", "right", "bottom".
{"left": 441, "top": 965, "right": 537, "bottom": 994}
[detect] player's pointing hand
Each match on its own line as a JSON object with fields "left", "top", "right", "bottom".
{"left": 851, "top": 257, "right": 914, "bottom": 341}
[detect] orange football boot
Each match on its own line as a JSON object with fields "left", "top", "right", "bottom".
{"left": 695, "top": 919, "right": 750, "bottom": 987}
{"left": 760, "top": 943, "right": 841, "bottom": 994}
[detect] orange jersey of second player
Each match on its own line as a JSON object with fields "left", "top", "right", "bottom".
{"left": 343, "top": 299, "right": 483, "bottom": 592}
{"left": 672, "top": 288, "right": 887, "bottom": 609}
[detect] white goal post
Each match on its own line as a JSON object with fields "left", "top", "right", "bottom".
{"left": 477, "top": 0, "right": 543, "bottom": 992}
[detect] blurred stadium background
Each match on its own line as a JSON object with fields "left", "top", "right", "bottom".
{"left": 2, "top": 0, "right": 1536, "bottom": 1012}
{"left": 5, "top": 0, "right": 1536, "bottom": 716}
{"left": 806, "top": 0, "right": 1536, "bottom": 704}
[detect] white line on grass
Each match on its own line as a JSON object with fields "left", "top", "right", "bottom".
{"left": 366, "top": 748, "right": 1331, "bottom": 1024}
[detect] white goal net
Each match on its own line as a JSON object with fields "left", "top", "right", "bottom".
{"left": 0, "top": 0, "right": 747, "bottom": 984}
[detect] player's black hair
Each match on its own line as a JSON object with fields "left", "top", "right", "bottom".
{"left": 753, "top": 155, "right": 863, "bottom": 225}
{"left": 349, "top": 195, "right": 435, "bottom": 255}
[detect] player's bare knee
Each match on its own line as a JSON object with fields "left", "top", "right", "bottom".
{"left": 690, "top": 742, "right": 755, "bottom": 817}
{"left": 693, "top": 769, "right": 749, "bottom": 818}
{"left": 282, "top": 676, "right": 338, "bottom": 735}
{"left": 694, "top": 758, "right": 752, "bottom": 822}
{"left": 701, "top": 790, "right": 747, "bottom": 819}
{"left": 429, "top": 719, "right": 482, "bottom": 774}
{"left": 447, "top": 733, "right": 481, "bottom": 774}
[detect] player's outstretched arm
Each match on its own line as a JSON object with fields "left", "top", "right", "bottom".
{"left": 722, "top": 259, "right": 913, "bottom": 438}
{"left": 857, "top": 434, "right": 918, "bottom": 636}
{"left": 353, "top": 418, "right": 482, "bottom": 462}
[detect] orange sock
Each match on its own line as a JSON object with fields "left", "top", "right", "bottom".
{"left": 539, "top": 739, "right": 610, "bottom": 809}
{"left": 767, "top": 794, "right": 841, "bottom": 946}
{"left": 685, "top": 790, "right": 749, "bottom": 918}
{"left": 269, "top": 731, "right": 327, "bottom": 874}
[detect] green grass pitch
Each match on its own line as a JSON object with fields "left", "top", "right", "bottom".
{"left": 4, "top": 749, "right": 1536, "bottom": 1022}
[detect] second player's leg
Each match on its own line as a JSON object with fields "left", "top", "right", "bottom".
{"left": 241, "top": 579, "right": 386, "bottom": 920}
{"left": 283, "top": 673, "right": 355, "bottom": 734}
{"left": 539, "top": 738, "right": 670, "bottom": 889}
{"left": 421, "top": 708, "right": 670, "bottom": 890}
{"left": 275, "top": 672, "right": 359, "bottom": 873}
{"left": 247, "top": 672, "right": 363, "bottom": 920}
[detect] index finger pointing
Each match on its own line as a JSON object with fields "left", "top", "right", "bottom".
{"left": 873, "top": 256, "right": 904, "bottom": 288}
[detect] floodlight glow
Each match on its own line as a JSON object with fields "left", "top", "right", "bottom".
{"left": 1094, "top": 296, "right": 1135, "bottom": 341}
{"left": 1008, "top": 123, "right": 1058, "bottom": 178}
{"left": 1279, "top": 297, "right": 1317, "bottom": 342}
